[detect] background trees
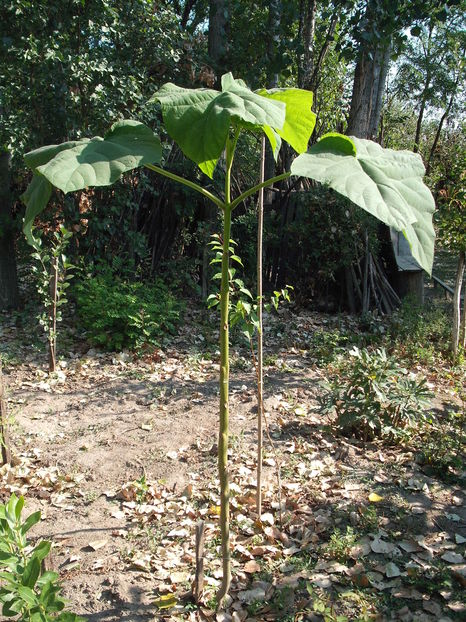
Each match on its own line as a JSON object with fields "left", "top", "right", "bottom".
{"left": 1, "top": 0, "right": 464, "bottom": 316}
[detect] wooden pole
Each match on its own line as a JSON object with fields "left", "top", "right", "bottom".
{"left": 256, "top": 137, "right": 265, "bottom": 516}
{"left": 0, "top": 361, "right": 12, "bottom": 465}
{"left": 194, "top": 520, "right": 205, "bottom": 603}
{"left": 452, "top": 250, "right": 465, "bottom": 357}
{"left": 48, "top": 256, "right": 58, "bottom": 372}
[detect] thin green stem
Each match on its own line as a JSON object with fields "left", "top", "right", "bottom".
{"left": 216, "top": 128, "right": 239, "bottom": 609}
{"left": 144, "top": 163, "right": 224, "bottom": 210}
{"left": 230, "top": 171, "right": 291, "bottom": 210}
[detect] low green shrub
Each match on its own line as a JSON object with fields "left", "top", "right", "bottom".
{"left": 308, "top": 329, "right": 349, "bottom": 365}
{"left": 416, "top": 408, "right": 465, "bottom": 476}
{"left": 319, "top": 347, "right": 433, "bottom": 442}
{"left": 388, "top": 298, "right": 451, "bottom": 364}
{"left": 74, "top": 269, "right": 183, "bottom": 351}
{"left": 0, "top": 494, "right": 84, "bottom": 621}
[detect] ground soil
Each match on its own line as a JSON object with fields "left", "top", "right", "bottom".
{"left": 0, "top": 305, "right": 465, "bottom": 622}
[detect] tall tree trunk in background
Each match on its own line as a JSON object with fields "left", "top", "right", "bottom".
{"left": 413, "top": 24, "right": 434, "bottom": 153}
{"left": 413, "top": 83, "right": 429, "bottom": 154}
{"left": 346, "top": 0, "right": 393, "bottom": 312}
{"left": 208, "top": 0, "right": 228, "bottom": 80}
{"left": 367, "top": 46, "right": 391, "bottom": 140}
{"left": 298, "top": 0, "right": 317, "bottom": 90}
{"left": 426, "top": 80, "right": 458, "bottom": 175}
{"left": 0, "top": 151, "right": 19, "bottom": 311}
{"left": 347, "top": 44, "right": 391, "bottom": 140}
{"left": 452, "top": 250, "right": 465, "bottom": 357}
{"left": 264, "top": 0, "right": 281, "bottom": 190}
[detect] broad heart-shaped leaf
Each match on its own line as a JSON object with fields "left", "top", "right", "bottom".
{"left": 35, "top": 120, "right": 162, "bottom": 193}
{"left": 150, "top": 72, "right": 286, "bottom": 178}
{"left": 22, "top": 139, "right": 86, "bottom": 246}
{"left": 291, "top": 136, "right": 435, "bottom": 274}
{"left": 22, "top": 121, "right": 161, "bottom": 244}
{"left": 21, "top": 173, "right": 52, "bottom": 247}
{"left": 256, "top": 88, "right": 316, "bottom": 156}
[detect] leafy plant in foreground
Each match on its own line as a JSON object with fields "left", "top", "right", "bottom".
{"left": 0, "top": 494, "right": 84, "bottom": 621}
{"left": 21, "top": 73, "right": 435, "bottom": 607}
{"left": 319, "top": 347, "right": 433, "bottom": 442}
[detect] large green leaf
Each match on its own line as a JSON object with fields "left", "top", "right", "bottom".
{"left": 291, "top": 135, "right": 435, "bottom": 274}
{"left": 150, "top": 72, "right": 286, "bottom": 178}
{"left": 256, "top": 88, "right": 316, "bottom": 156}
{"left": 35, "top": 121, "right": 161, "bottom": 193}
{"left": 21, "top": 121, "right": 161, "bottom": 244}
{"left": 21, "top": 173, "right": 52, "bottom": 247}
{"left": 22, "top": 140, "right": 87, "bottom": 246}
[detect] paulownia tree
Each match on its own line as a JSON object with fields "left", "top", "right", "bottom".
{"left": 21, "top": 73, "right": 435, "bottom": 608}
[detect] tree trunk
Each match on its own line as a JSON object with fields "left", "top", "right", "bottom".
{"left": 208, "top": 0, "right": 228, "bottom": 79}
{"left": 413, "top": 25, "right": 433, "bottom": 154}
{"left": 346, "top": 5, "right": 394, "bottom": 315}
{"left": 0, "top": 151, "right": 19, "bottom": 311}
{"left": 426, "top": 82, "right": 457, "bottom": 175}
{"left": 299, "top": 0, "right": 317, "bottom": 90}
{"left": 368, "top": 45, "right": 391, "bottom": 140}
{"left": 413, "top": 94, "right": 427, "bottom": 154}
{"left": 347, "top": 44, "right": 390, "bottom": 140}
{"left": 452, "top": 250, "right": 465, "bottom": 357}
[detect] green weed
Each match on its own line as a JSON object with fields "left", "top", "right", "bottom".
{"left": 319, "top": 347, "right": 433, "bottom": 442}
{"left": 0, "top": 494, "right": 84, "bottom": 621}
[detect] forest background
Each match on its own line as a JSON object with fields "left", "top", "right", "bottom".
{"left": 0, "top": 0, "right": 464, "bottom": 318}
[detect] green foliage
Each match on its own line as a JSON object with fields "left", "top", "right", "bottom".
{"left": 306, "top": 585, "right": 348, "bottom": 622}
{"left": 0, "top": 494, "right": 84, "bottom": 622}
{"left": 319, "top": 346, "right": 433, "bottom": 442}
{"left": 74, "top": 268, "right": 183, "bottom": 352}
{"left": 207, "top": 234, "right": 292, "bottom": 341}
{"left": 326, "top": 527, "right": 357, "bottom": 562}
{"left": 434, "top": 136, "right": 465, "bottom": 254}
{"left": 151, "top": 75, "right": 315, "bottom": 177}
{"left": 388, "top": 298, "right": 451, "bottom": 363}
{"left": 22, "top": 121, "right": 162, "bottom": 243}
{"left": 207, "top": 234, "right": 257, "bottom": 339}
{"left": 291, "top": 136, "right": 435, "bottom": 274}
{"left": 1, "top": 0, "right": 191, "bottom": 161}
{"left": 308, "top": 330, "right": 349, "bottom": 366}
{"left": 416, "top": 408, "right": 465, "bottom": 475}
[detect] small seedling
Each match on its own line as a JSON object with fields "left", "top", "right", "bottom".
{"left": 30, "top": 225, "right": 74, "bottom": 372}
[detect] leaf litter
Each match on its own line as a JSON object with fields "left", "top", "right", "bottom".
{"left": 1, "top": 305, "right": 465, "bottom": 621}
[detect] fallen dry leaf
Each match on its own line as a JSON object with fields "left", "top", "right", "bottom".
{"left": 243, "top": 560, "right": 261, "bottom": 574}
{"left": 88, "top": 539, "right": 108, "bottom": 551}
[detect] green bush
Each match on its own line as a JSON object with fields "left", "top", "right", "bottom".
{"left": 416, "top": 408, "right": 465, "bottom": 476}
{"left": 0, "top": 494, "right": 84, "bottom": 621}
{"left": 388, "top": 298, "right": 451, "bottom": 363}
{"left": 319, "top": 347, "right": 433, "bottom": 442}
{"left": 74, "top": 269, "right": 183, "bottom": 351}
